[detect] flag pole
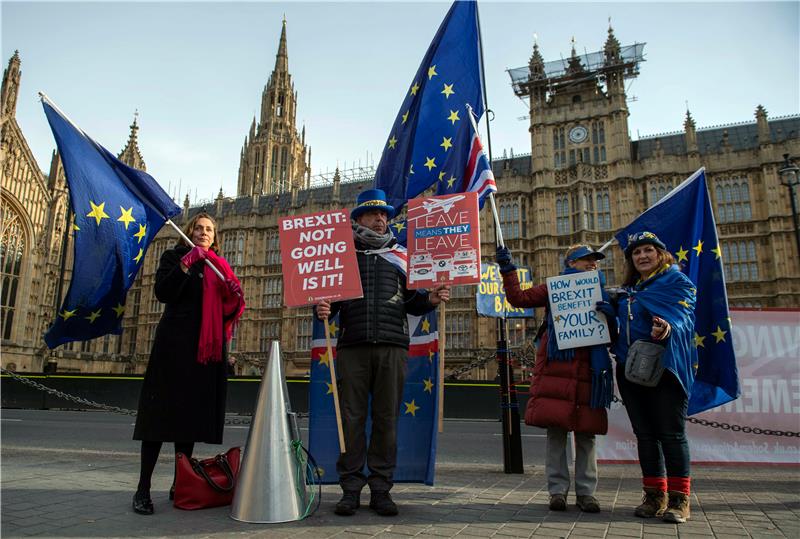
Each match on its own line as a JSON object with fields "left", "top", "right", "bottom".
{"left": 597, "top": 237, "right": 617, "bottom": 253}
{"left": 437, "top": 303, "right": 446, "bottom": 433}
{"left": 476, "top": 2, "right": 523, "bottom": 474}
{"left": 323, "top": 319, "right": 346, "bottom": 453}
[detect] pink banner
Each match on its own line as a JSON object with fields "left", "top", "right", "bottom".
{"left": 598, "top": 309, "right": 800, "bottom": 465}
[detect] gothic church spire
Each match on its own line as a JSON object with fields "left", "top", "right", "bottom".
{"left": 274, "top": 16, "right": 289, "bottom": 74}
{"left": 237, "top": 17, "right": 309, "bottom": 197}
{"left": 118, "top": 110, "right": 146, "bottom": 171}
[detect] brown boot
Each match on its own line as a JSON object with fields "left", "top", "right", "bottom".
{"left": 634, "top": 487, "right": 667, "bottom": 518}
{"left": 662, "top": 491, "right": 690, "bottom": 523}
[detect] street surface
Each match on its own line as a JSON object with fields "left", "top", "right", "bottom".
{"left": 0, "top": 409, "right": 547, "bottom": 466}
{"left": 2, "top": 409, "right": 798, "bottom": 538}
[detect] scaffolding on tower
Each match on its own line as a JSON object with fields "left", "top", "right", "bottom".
{"left": 508, "top": 42, "right": 646, "bottom": 101}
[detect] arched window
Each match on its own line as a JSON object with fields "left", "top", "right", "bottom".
{"left": 280, "top": 147, "right": 289, "bottom": 189}
{"left": 556, "top": 196, "right": 570, "bottom": 234}
{"left": 296, "top": 310, "right": 312, "bottom": 350}
{"left": 1, "top": 200, "right": 25, "bottom": 340}
{"left": 271, "top": 147, "right": 279, "bottom": 182}
{"left": 715, "top": 178, "right": 752, "bottom": 223}
{"left": 722, "top": 240, "right": 758, "bottom": 282}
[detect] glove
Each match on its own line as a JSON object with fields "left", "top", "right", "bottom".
{"left": 227, "top": 279, "right": 242, "bottom": 297}
{"left": 181, "top": 246, "right": 208, "bottom": 268}
{"left": 495, "top": 246, "right": 517, "bottom": 274}
{"left": 595, "top": 300, "right": 615, "bottom": 319}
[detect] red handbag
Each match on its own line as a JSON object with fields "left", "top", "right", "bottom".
{"left": 174, "top": 447, "right": 241, "bottom": 510}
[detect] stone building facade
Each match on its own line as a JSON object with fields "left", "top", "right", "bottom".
{"left": 2, "top": 24, "right": 798, "bottom": 377}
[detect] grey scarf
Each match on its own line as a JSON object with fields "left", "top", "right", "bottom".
{"left": 353, "top": 224, "right": 394, "bottom": 250}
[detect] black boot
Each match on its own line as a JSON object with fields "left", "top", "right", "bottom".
{"left": 334, "top": 490, "right": 361, "bottom": 516}
{"left": 369, "top": 490, "right": 398, "bottom": 516}
{"left": 132, "top": 490, "right": 154, "bottom": 515}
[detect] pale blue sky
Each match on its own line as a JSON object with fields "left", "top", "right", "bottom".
{"left": 3, "top": 1, "right": 798, "bottom": 204}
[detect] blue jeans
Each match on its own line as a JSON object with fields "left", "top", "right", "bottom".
{"left": 616, "top": 366, "right": 690, "bottom": 478}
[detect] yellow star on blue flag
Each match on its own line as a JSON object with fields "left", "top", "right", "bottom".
{"left": 616, "top": 169, "right": 739, "bottom": 415}
{"left": 42, "top": 97, "right": 180, "bottom": 349}
{"left": 373, "top": 1, "right": 484, "bottom": 213}
{"left": 309, "top": 310, "right": 440, "bottom": 485}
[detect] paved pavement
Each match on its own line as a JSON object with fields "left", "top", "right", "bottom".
{"left": 2, "top": 443, "right": 798, "bottom": 538}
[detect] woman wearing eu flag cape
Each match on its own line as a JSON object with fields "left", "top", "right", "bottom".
{"left": 131, "top": 212, "right": 245, "bottom": 515}
{"left": 496, "top": 244, "right": 616, "bottom": 514}
{"left": 609, "top": 231, "right": 697, "bottom": 524}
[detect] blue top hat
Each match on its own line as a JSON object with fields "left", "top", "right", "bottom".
{"left": 624, "top": 231, "right": 667, "bottom": 258}
{"left": 350, "top": 188, "right": 395, "bottom": 220}
{"left": 564, "top": 245, "right": 606, "bottom": 267}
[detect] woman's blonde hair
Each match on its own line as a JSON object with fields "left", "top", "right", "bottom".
{"left": 622, "top": 245, "right": 674, "bottom": 286}
{"left": 181, "top": 212, "right": 220, "bottom": 254}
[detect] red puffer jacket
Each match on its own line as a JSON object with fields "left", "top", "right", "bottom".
{"left": 502, "top": 271, "right": 607, "bottom": 435}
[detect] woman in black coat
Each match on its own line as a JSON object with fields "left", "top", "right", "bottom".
{"left": 132, "top": 212, "right": 244, "bottom": 515}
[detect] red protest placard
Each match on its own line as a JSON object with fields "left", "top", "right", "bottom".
{"left": 406, "top": 192, "right": 481, "bottom": 289}
{"left": 279, "top": 210, "right": 362, "bottom": 307}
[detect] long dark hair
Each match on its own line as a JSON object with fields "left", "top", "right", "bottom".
{"left": 622, "top": 245, "right": 674, "bottom": 286}
{"left": 181, "top": 212, "right": 220, "bottom": 254}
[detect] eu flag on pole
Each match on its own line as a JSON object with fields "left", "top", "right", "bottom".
{"left": 615, "top": 168, "right": 739, "bottom": 415}
{"left": 373, "top": 0, "right": 484, "bottom": 212}
{"left": 308, "top": 311, "right": 440, "bottom": 485}
{"left": 42, "top": 97, "right": 181, "bottom": 348}
{"left": 435, "top": 105, "right": 497, "bottom": 208}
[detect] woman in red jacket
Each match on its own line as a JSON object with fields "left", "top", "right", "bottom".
{"left": 496, "top": 244, "right": 615, "bottom": 513}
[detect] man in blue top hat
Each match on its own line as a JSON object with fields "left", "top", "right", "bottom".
{"left": 316, "top": 188, "right": 450, "bottom": 517}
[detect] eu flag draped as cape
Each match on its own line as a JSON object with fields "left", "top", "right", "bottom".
{"left": 308, "top": 311, "right": 440, "bottom": 485}
{"left": 42, "top": 97, "right": 181, "bottom": 348}
{"left": 373, "top": 0, "right": 485, "bottom": 213}
{"left": 615, "top": 168, "right": 740, "bottom": 415}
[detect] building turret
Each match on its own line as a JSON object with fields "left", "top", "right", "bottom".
{"left": 684, "top": 109, "right": 698, "bottom": 154}
{"left": 603, "top": 22, "right": 622, "bottom": 65}
{"left": 529, "top": 41, "right": 545, "bottom": 80}
{"left": 1, "top": 50, "right": 21, "bottom": 122}
{"left": 117, "top": 111, "right": 146, "bottom": 171}
{"left": 755, "top": 104, "right": 770, "bottom": 145}
{"left": 565, "top": 39, "right": 585, "bottom": 76}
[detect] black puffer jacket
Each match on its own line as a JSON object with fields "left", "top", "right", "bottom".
{"left": 330, "top": 239, "right": 435, "bottom": 349}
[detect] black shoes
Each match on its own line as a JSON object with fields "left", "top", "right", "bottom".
{"left": 169, "top": 484, "right": 175, "bottom": 501}
{"left": 576, "top": 495, "right": 601, "bottom": 513}
{"left": 369, "top": 491, "right": 398, "bottom": 516}
{"left": 549, "top": 493, "right": 567, "bottom": 511}
{"left": 132, "top": 490, "right": 154, "bottom": 515}
{"left": 334, "top": 490, "right": 361, "bottom": 516}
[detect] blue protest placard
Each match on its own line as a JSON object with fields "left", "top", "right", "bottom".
{"left": 546, "top": 270, "right": 610, "bottom": 349}
{"left": 476, "top": 263, "right": 534, "bottom": 319}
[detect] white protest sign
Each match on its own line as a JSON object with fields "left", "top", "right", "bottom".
{"left": 545, "top": 269, "right": 610, "bottom": 350}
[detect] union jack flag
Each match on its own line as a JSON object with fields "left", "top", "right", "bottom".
{"left": 436, "top": 105, "right": 497, "bottom": 207}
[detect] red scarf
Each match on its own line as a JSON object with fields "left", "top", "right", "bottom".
{"left": 196, "top": 250, "right": 245, "bottom": 365}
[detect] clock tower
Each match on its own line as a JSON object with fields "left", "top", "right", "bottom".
{"left": 507, "top": 25, "right": 644, "bottom": 279}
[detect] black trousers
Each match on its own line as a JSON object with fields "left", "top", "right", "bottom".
{"left": 335, "top": 344, "right": 406, "bottom": 492}
{"left": 616, "top": 366, "right": 691, "bottom": 478}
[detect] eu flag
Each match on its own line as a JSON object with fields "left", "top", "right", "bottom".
{"left": 308, "top": 311, "right": 440, "bottom": 485}
{"left": 373, "top": 0, "right": 484, "bottom": 212}
{"left": 42, "top": 97, "right": 181, "bottom": 348}
{"left": 615, "top": 168, "right": 740, "bottom": 415}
